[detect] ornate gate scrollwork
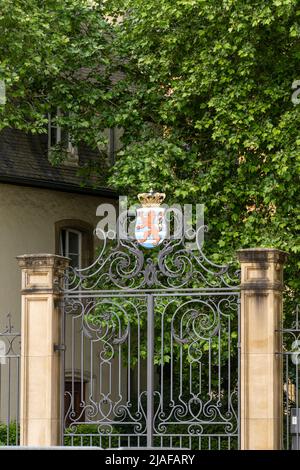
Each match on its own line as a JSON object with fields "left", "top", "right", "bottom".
{"left": 62, "top": 226, "right": 240, "bottom": 449}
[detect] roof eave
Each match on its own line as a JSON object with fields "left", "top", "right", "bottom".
{"left": 0, "top": 175, "right": 119, "bottom": 199}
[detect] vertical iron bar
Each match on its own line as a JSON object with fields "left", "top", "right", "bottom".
{"left": 218, "top": 324, "right": 221, "bottom": 399}
{"left": 81, "top": 323, "right": 84, "bottom": 406}
{"left": 180, "top": 315, "right": 183, "bottom": 398}
{"left": 16, "top": 356, "right": 20, "bottom": 445}
{"left": 7, "top": 356, "right": 11, "bottom": 445}
{"left": 285, "top": 354, "right": 289, "bottom": 450}
{"left": 90, "top": 339, "right": 94, "bottom": 416}
{"left": 118, "top": 341, "right": 122, "bottom": 406}
{"left": 237, "top": 296, "right": 241, "bottom": 450}
{"left": 137, "top": 311, "right": 140, "bottom": 414}
{"left": 208, "top": 337, "right": 211, "bottom": 397}
{"left": 170, "top": 315, "right": 173, "bottom": 402}
{"left": 71, "top": 315, "right": 75, "bottom": 420}
{"left": 296, "top": 354, "right": 299, "bottom": 450}
{"left": 127, "top": 322, "right": 131, "bottom": 404}
{"left": 60, "top": 300, "right": 66, "bottom": 446}
{"left": 228, "top": 316, "right": 231, "bottom": 411}
{"left": 160, "top": 307, "right": 164, "bottom": 416}
{"left": 199, "top": 362, "right": 201, "bottom": 395}
{"left": 147, "top": 294, "right": 154, "bottom": 448}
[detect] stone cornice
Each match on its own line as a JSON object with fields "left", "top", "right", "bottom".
{"left": 236, "top": 248, "right": 288, "bottom": 265}
{"left": 240, "top": 283, "right": 285, "bottom": 291}
{"left": 16, "top": 253, "right": 70, "bottom": 269}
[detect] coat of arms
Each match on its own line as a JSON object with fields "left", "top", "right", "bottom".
{"left": 135, "top": 190, "right": 167, "bottom": 249}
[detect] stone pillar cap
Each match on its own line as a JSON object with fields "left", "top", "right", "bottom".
{"left": 237, "top": 248, "right": 288, "bottom": 264}
{"left": 17, "top": 253, "right": 70, "bottom": 268}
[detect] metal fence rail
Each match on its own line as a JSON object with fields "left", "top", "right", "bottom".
{"left": 0, "top": 314, "right": 20, "bottom": 446}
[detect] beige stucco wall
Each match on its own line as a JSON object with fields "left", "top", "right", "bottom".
{"left": 0, "top": 182, "right": 116, "bottom": 424}
{"left": 0, "top": 183, "right": 113, "bottom": 329}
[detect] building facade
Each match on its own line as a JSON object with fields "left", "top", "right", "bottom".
{"left": 0, "top": 127, "right": 118, "bottom": 423}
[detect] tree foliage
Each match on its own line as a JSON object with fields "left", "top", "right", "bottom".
{"left": 2, "top": 3, "right": 298, "bottom": 444}
{"left": 0, "top": 0, "right": 116, "bottom": 149}
{"left": 108, "top": 0, "right": 300, "bottom": 299}
{"left": 0, "top": 0, "right": 300, "bottom": 295}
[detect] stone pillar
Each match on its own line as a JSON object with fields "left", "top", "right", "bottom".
{"left": 17, "top": 254, "right": 69, "bottom": 447}
{"left": 237, "top": 248, "right": 288, "bottom": 450}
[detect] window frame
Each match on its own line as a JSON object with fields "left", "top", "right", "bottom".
{"left": 59, "top": 228, "right": 83, "bottom": 270}
{"left": 48, "top": 108, "right": 79, "bottom": 164}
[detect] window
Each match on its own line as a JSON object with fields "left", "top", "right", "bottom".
{"left": 96, "top": 127, "right": 121, "bottom": 165}
{"left": 55, "top": 219, "right": 93, "bottom": 268}
{"left": 109, "top": 127, "right": 123, "bottom": 164}
{"left": 48, "top": 108, "right": 79, "bottom": 165}
{"left": 60, "top": 228, "right": 82, "bottom": 269}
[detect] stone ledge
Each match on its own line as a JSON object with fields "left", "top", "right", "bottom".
{"left": 240, "top": 283, "right": 285, "bottom": 291}
{"left": 237, "top": 248, "right": 288, "bottom": 265}
{"left": 17, "top": 254, "right": 70, "bottom": 269}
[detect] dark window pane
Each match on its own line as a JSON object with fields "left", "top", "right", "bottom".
{"left": 69, "top": 254, "right": 79, "bottom": 268}
{"left": 51, "top": 125, "right": 57, "bottom": 146}
{"left": 109, "top": 128, "right": 115, "bottom": 165}
{"left": 60, "top": 229, "right": 66, "bottom": 256}
{"left": 69, "top": 231, "right": 79, "bottom": 254}
{"left": 61, "top": 129, "right": 68, "bottom": 147}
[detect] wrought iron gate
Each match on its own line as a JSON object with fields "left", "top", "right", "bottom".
{"left": 61, "top": 227, "right": 240, "bottom": 449}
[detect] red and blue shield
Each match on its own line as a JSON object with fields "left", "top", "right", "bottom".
{"left": 135, "top": 206, "right": 167, "bottom": 249}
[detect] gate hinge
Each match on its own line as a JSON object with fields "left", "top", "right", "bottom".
{"left": 54, "top": 343, "right": 66, "bottom": 352}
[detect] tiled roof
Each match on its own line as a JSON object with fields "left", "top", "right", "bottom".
{"left": 0, "top": 128, "right": 117, "bottom": 197}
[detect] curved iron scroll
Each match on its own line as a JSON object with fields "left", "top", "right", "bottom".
{"left": 63, "top": 226, "right": 240, "bottom": 292}
{"left": 63, "top": 293, "right": 239, "bottom": 448}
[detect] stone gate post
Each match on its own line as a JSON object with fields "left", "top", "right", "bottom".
{"left": 17, "top": 254, "right": 69, "bottom": 446}
{"left": 237, "top": 248, "right": 288, "bottom": 450}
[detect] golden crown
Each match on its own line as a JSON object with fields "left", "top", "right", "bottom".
{"left": 137, "top": 190, "right": 166, "bottom": 207}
